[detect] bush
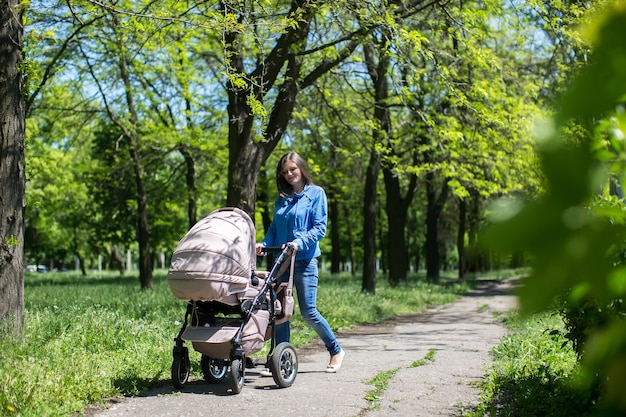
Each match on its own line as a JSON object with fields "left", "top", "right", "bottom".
{"left": 469, "top": 311, "right": 596, "bottom": 417}
{"left": 558, "top": 293, "right": 626, "bottom": 360}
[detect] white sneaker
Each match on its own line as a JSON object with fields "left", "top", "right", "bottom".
{"left": 259, "top": 368, "right": 272, "bottom": 377}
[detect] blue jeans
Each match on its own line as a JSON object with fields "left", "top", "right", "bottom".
{"left": 274, "top": 257, "right": 342, "bottom": 356}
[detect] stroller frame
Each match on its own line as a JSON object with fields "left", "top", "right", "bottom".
{"left": 168, "top": 208, "right": 298, "bottom": 394}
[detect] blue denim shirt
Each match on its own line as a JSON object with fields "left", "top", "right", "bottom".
{"left": 262, "top": 184, "right": 327, "bottom": 260}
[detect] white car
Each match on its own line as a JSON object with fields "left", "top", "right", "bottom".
{"left": 26, "top": 264, "right": 48, "bottom": 273}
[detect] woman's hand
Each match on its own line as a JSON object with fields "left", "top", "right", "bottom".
{"left": 255, "top": 243, "right": 265, "bottom": 256}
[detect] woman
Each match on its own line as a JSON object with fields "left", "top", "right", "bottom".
{"left": 256, "top": 151, "right": 345, "bottom": 373}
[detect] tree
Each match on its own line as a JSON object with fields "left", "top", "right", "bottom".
{"left": 25, "top": 1, "right": 230, "bottom": 286}
{"left": 19, "top": 0, "right": 572, "bottom": 287}
{"left": 0, "top": 0, "right": 26, "bottom": 336}
{"left": 220, "top": 0, "right": 448, "bottom": 218}
{"left": 384, "top": 0, "right": 545, "bottom": 281}
{"left": 223, "top": 1, "right": 348, "bottom": 215}
{"left": 25, "top": 129, "right": 95, "bottom": 274}
{"left": 362, "top": 38, "right": 393, "bottom": 291}
{"left": 286, "top": 72, "right": 368, "bottom": 275}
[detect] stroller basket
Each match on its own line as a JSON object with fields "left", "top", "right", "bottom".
{"left": 182, "top": 310, "right": 270, "bottom": 360}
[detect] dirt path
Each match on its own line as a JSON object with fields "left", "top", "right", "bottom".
{"left": 89, "top": 278, "right": 518, "bottom": 417}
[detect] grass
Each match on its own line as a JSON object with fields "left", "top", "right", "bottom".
{"left": 1, "top": 268, "right": 473, "bottom": 416}
{"left": 364, "top": 348, "right": 437, "bottom": 411}
{"left": 409, "top": 349, "right": 436, "bottom": 368}
{"left": 465, "top": 310, "right": 597, "bottom": 417}
{"left": 364, "top": 367, "right": 402, "bottom": 410}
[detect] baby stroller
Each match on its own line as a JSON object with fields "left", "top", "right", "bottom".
{"left": 167, "top": 207, "right": 298, "bottom": 394}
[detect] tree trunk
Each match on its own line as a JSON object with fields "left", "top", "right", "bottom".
{"left": 343, "top": 205, "right": 357, "bottom": 276}
{"left": 385, "top": 189, "right": 409, "bottom": 286}
{"left": 222, "top": 0, "right": 312, "bottom": 216}
{"left": 182, "top": 95, "right": 198, "bottom": 229}
{"left": 0, "top": 0, "right": 25, "bottom": 337}
{"left": 110, "top": 245, "right": 126, "bottom": 275}
{"left": 72, "top": 233, "right": 87, "bottom": 276}
{"left": 226, "top": 139, "right": 264, "bottom": 215}
{"left": 179, "top": 145, "right": 197, "bottom": 229}
{"left": 363, "top": 41, "right": 394, "bottom": 289}
{"left": 117, "top": 40, "right": 153, "bottom": 290}
{"left": 406, "top": 210, "right": 421, "bottom": 274}
{"left": 383, "top": 166, "right": 417, "bottom": 285}
{"left": 364, "top": 37, "right": 418, "bottom": 286}
{"left": 466, "top": 189, "right": 483, "bottom": 273}
{"left": 76, "top": 252, "right": 87, "bottom": 276}
{"left": 131, "top": 143, "right": 153, "bottom": 290}
{"left": 377, "top": 211, "right": 387, "bottom": 275}
{"left": 424, "top": 207, "right": 439, "bottom": 282}
{"left": 326, "top": 145, "right": 341, "bottom": 274}
{"left": 457, "top": 197, "right": 467, "bottom": 280}
{"left": 362, "top": 149, "right": 379, "bottom": 294}
{"left": 425, "top": 172, "right": 449, "bottom": 283}
{"left": 221, "top": 1, "right": 362, "bottom": 217}
{"left": 256, "top": 169, "right": 274, "bottom": 271}
{"left": 329, "top": 195, "right": 341, "bottom": 274}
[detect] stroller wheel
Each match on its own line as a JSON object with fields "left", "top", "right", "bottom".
{"left": 269, "top": 342, "right": 298, "bottom": 388}
{"left": 229, "top": 357, "right": 245, "bottom": 394}
{"left": 201, "top": 355, "right": 228, "bottom": 383}
{"left": 171, "top": 347, "right": 190, "bottom": 389}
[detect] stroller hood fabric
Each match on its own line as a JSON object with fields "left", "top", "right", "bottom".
{"left": 168, "top": 207, "right": 256, "bottom": 303}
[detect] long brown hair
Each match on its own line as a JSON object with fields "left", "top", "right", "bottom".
{"left": 276, "top": 151, "right": 315, "bottom": 196}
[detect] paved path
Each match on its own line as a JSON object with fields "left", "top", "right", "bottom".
{"left": 90, "top": 278, "right": 517, "bottom": 417}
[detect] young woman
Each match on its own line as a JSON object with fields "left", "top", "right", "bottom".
{"left": 256, "top": 151, "right": 345, "bottom": 373}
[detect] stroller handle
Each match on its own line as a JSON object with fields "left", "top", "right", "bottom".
{"left": 260, "top": 246, "right": 283, "bottom": 253}
{"left": 260, "top": 243, "right": 298, "bottom": 254}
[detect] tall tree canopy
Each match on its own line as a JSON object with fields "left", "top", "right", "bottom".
{"left": 13, "top": 0, "right": 597, "bottom": 294}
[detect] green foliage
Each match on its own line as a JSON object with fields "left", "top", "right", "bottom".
{"left": 1, "top": 269, "right": 470, "bottom": 416}
{"left": 24, "top": 0, "right": 230, "bottom": 269}
{"left": 1, "top": 272, "right": 179, "bottom": 416}
{"left": 468, "top": 311, "right": 595, "bottom": 417}
{"left": 558, "top": 292, "right": 626, "bottom": 360}
{"left": 24, "top": 111, "right": 98, "bottom": 266}
{"left": 482, "top": 3, "right": 626, "bottom": 414}
{"left": 21, "top": 0, "right": 564, "bottom": 278}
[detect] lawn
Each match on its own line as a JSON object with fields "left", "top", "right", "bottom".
{"left": 1, "top": 268, "right": 473, "bottom": 416}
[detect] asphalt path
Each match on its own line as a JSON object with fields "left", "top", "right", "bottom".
{"left": 88, "top": 278, "right": 518, "bottom": 417}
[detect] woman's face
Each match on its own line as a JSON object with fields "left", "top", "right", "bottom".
{"left": 282, "top": 160, "right": 303, "bottom": 189}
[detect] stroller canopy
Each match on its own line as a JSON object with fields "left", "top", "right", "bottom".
{"left": 168, "top": 207, "right": 257, "bottom": 302}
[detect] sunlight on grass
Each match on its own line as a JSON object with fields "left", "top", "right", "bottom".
{"left": 0, "top": 269, "right": 476, "bottom": 416}
{"left": 466, "top": 311, "right": 594, "bottom": 417}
